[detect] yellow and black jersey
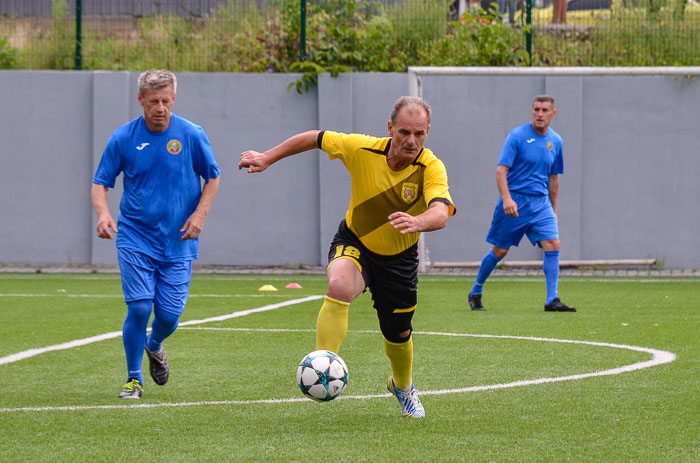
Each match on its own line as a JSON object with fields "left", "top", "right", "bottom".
{"left": 319, "top": 130, "right": 456, "bottom": 256}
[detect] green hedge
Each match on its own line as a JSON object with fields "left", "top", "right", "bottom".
{"left": 1, "top": 0, "right": 697, "bottom": 75}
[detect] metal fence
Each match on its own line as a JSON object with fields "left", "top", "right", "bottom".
{"left": 0, "top": 0, "right": 698, "bottom": 70}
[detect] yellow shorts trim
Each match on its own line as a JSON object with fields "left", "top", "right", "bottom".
{"left": 327, "top": 255, "right": 363, "bottom": 274}
{"left": 392, "top": 305, "right": 416, "bottom": 314}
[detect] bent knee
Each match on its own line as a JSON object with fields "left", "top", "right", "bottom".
{"left": 127, "top": 300, "right": 152, "bottom": 321}
{"left": 327, "top": 277, "right": 357, "bottom": 302}
{"left": 541, "top": 239, "right": 560, "bottom": 251}
{"left": 326, "top": 266, "right": 364, "bottom": 302}
{"left": 492, "top": 246, "right": 509, "bottom": 259}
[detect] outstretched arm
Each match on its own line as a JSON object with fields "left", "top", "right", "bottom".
{"left": 238, "top": 130, "right": 321, "bottom": 173}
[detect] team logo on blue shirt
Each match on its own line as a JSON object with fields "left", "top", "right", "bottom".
{"left": 401, "top": 182, "right": 418, "bottom": 204}
{"left": 546, "top": 141, "right": 554, "bottom": 151}
{"left": 167, "top": 139, "right": 183, "bottom": 155}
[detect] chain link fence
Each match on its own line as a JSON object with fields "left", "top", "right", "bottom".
{"left": 0, "top": 0, "right": 698, "bottom": 70}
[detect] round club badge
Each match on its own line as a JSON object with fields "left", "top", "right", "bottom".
{"left": 167, "top": 139, "right": 182, "bottom": 155}
{"left": 401, "top": 182, "right": 418, "bottom": 204}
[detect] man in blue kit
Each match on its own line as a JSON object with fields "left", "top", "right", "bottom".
{"left": 92, "top": 70, "right": 221, "bottom": 399}
{"left": 468, "top": 95, "right": 576, "bottom": 313}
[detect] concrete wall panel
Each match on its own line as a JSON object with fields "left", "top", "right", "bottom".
{"left": 0, "top": 70, "right": 697, "bottom": 269}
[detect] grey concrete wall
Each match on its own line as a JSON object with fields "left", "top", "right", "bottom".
{"left": 0, "top": 69, "right": 698, "bottom": 269}
{"left": 0, "top": 71, "right": 95, "bottom": 266}
{"left": 412, "top": 69, "right": 700, "bottom": 269}
{"left": 578, "top": 75, "right": 699, "bottom": 268}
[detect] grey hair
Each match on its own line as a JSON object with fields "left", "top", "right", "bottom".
{"left": 391, "top": 96, "right": 431, "bottom": 125}
{"left": 138, "top": 69, "right": 177, "bottom": 95}
{"left": 531, "top": 94, "right": 555, "bottom": 108}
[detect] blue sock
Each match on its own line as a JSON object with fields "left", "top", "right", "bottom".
{"left": 470, "top": 250, "right": 501, "bottom": 295}
{"left": 543, "top": 250, "right": 560, "bottom": 304}
{"left": 146, "top": 305, "right": 181, "bottom": 352}
{"left": 123, "top": 300, "right": 152, "bottom": 384}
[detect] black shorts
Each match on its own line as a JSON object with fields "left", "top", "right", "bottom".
{"left": 327, "top": 220, "right": 418, "bottom": 339}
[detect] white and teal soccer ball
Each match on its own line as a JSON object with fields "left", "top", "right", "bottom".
{"left": 296, "top": 350, "right": 348, "bottom": 402}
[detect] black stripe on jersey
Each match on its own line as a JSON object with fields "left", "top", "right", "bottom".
{"left": 317, "top": 131, "right": 325, "bottom": 148}
{"left": 360, "top": 138, "right": 390, "bottom": 155}
{"left": 361, "top": 142, "right": 427, "bottom": 169}
{"left": 361, "top": 147, "right": 388, "bottom": 155}
{"left": 412, "top": 157, "right": 426, "bottom": 167}
{"left": 350, "top": 168, "right": 425, "bottom": 238}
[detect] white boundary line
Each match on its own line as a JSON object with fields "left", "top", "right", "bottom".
{"left": 182, "top": 327, "right": 676, "bottom": 395}
{"left": 0, "top": 293, "right": 291, "bottom": 298}
{"left": 1, "top": 275, "right": 696, "bottom": 283}
{"left": 1, "top": 276, "right": 695, "bottom": 302}
{"left": 0, "top": 296, "right": 676, "bottom": 413}
{"left": 0, "top": 295, "right": 323, "bottom": 366}
{"left": 415, "top": 332, "right": 676, "bottom": 395}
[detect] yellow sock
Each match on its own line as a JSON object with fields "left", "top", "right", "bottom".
{"left": 384, "top": 336, "right": 413, "bottom": 391}
{"left": 315, "top": 296, "right": 350, "bottom": 353}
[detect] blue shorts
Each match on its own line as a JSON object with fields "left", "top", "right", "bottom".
{"left": 117, "top": 247, "right": 192, "bottom": 315}
{"left": 486, "top": 193, "right": 559, "bottom": 249}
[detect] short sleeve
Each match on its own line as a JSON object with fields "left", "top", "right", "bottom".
{"left": 550, "top": 138, "right": 564, "bottom": 175}
{"left": 424, "top": 157, "right": 456, "bottom": 217}
{"left": 93, "top": 133, "right": 122, "bottom": 188}
{"left": 191, "top": 126, "right": 220, "bottom": 182}
{"left": 497, "top": 130, "right": 519, "bottom": 168}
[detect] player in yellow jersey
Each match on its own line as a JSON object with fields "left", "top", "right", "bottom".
{"left": 239, "top": 96, "right": 456, "bottom": 418}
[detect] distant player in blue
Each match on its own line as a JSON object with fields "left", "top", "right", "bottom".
{"left": 468, "top": 95, "right": 576, "bottom": 312}
{"left": 91, "top": 70, "right": 221, "bottom": 399}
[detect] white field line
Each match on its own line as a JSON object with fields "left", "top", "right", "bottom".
{"left": 446, "top": 278, "right": 696, "bottom": 283}
{"left": 0, "top": 275, "right": 694, "bottom": 300}
{"left": 0, "top": 275, "right": 322, "bottom": 281}
{"left": 0, "top": 323, "right": 675, "bottom": 413}
{"left": 415, "top": 332, "right": 676, "bottom": 395}
{"left": 419, "top": 277, "right": 699, "bottom": 284}
{"left": 1, "top": 275, "right": 697, "bottom": 283}
{"left": 0, "top": 295, "right": 324, "bottom": 367}
{"left": 0, "top": 293, "right": 290, "bottom": 298}
{"left": 182, "top": 328, "right": 677, "bottom": 395}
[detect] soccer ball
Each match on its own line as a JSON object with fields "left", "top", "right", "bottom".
{"left": 296, "top": 350, "right": 348, "bottom": 402}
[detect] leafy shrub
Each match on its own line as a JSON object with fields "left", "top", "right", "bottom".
{"left": 390, "top": 0, "right": 451, "bottom": 43}
{"left": 2, "top": 0, "right": 698, "bottom": 73}
{"left": 18, "top": 0, "right": 74, "bottom": 70}
{"left": 418, "top": 8, "right": 529, "bottom": 66}
{"left": 0, "top": 38, "right": 17, "bottom": 68}
{"left": 531, "top": 0, "right": 699, "bottom": 66}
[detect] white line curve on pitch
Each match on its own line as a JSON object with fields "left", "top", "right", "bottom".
{"left": 0, "top": 300, "right": 676, "bottom": 413}
{"left": 0, "top": 295, "right": 324, "bottom": 366}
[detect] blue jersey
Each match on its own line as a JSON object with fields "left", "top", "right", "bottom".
{"left": 497, "top": 122, "right": 563, "bottom": 196}
{"left": 93, "top": 113, "right": 220, "bottom": 261}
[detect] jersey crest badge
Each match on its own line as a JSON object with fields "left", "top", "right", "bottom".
{"left": 167, "top": 139, "right": 183, "bottom": 155}
{"left": 401, "top": 182, "right": 418, "bottom": 204}
{"left": 546, "top": 141, "right": 554, "bottom": 151}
